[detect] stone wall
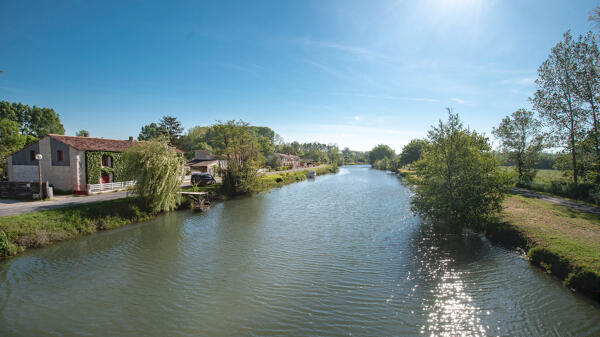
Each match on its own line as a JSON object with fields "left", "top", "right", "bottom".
{"left": 0, "top": 181, "right": 50, "bottom": 198}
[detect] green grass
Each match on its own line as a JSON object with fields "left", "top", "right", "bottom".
{"left": 498, "top": 166, "right": 566, "bottom": 186}
{"left": 259, "top": 165, "right": 337, "bottom": 190}
{"left": 0, "top": 197, "right": 154, "bottom": 257}
{"left": 492, "top": 194, "right": 600, "bottom": 298}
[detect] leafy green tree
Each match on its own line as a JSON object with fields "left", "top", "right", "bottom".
{"left": 76, "top": 129, "right": 90, "bottom": 137}
{"left": 531, "top": 31, "right": 587, "bottom": 185}
{"left": 138, "top": 122, "right": 167, "bottom": 141}
{"left": 0, "top": 101, "right": 65, "bottom": 137}
{"left": 209, "top": 120, "right": 263, "bottom": 195}
{"left": 493, "top": 109, "right": 544, "bottom": 186}
{"left": 123, "top": 140, "right": 185, "bottom": 212}
{"left": 368, "top": 144, "right": 395, "bottom": 165}
{"left": 0, "top": 119, "right": 36, "bottom": 178}
{"left": 159, "top": 115, "right": 184, "bottom": 146}
{"left": 410, "top": 110, "right": 509, "bottom": 228}
{"left": 573, "top": 32, "right": 600, "bottom": 179}
{"left": 399, "top": 139, "right": 428, "bottom": 167}
{"left": 265, "top": 153, "right": 282, "bottom": 169}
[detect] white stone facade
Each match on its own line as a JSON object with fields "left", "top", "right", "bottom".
{"left": 6, "top": 136, "right": 87, "bottom": 192}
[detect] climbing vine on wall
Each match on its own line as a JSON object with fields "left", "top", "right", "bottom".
{"left": 85, "top": 151, "right": 128, "bottom": 184}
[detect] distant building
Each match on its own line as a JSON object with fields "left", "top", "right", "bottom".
{"left": 5, "top": 134, "right": 183, "bottom": 193}
{"left": 276, "top": 153, "right": 301, "bottom": 169}
{"left": 186, "top": 150, "right": 227, "bottom": 177}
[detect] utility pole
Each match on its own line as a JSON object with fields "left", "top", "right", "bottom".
{"left": 36, "top": 154, "right": 43, "bottom": 199}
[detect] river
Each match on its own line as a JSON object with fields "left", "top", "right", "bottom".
{"left": 1, "top": 166, "right": 599, "bottom": 336}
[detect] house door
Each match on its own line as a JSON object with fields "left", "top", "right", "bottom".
{"left": 101, "top": 173, "right": 110, "bottom": 184}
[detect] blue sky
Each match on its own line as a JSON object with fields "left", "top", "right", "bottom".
{"left": 0, "top": 0, "right": 598, "bottom": 151}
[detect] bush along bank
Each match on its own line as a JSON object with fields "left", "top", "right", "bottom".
{"left": 482, "top": 195, "right": 600, "bottom": 301}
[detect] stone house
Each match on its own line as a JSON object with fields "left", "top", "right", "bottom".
{"left": 186, "top": 150, "right": 227, "bottom": 177}
{"left": 276, "top": 153, "right": 301, "bottom": 169}
{"left": 5, "top": 134, "right": 139, "bottom": 193}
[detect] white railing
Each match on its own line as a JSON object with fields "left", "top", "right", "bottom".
{"left": 87, "top": 181, "right": 136, "bottom": 194}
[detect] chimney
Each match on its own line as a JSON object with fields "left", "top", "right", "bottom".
{"left": 128, "top": 136, "right": 134, "bottom": 142}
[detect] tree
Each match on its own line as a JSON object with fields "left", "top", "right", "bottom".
{"left": 0, "top": 101, "right": 65, "bottom": 137}
{"left": 138, "top": 122, "right": 167, "bottom": 141}
{"left": 208, "top": 120, "right": 263, "bottom": 195}
{"left": 76, "top": 129, "right": 90, "bottom": 137}
{"left": 368, "top": 144, "right": 395, "bottom": 165}
{"left": 493, "top": 109, "right": 544, "bottom": 186}
{"left": 573, "top": 32, "right": 600, "bottom": 178}
{"left": 159, "top": 115, "right": 184, "bottom": 146}
{"left": 265, "top": 153, "right": 282, "bottom": 169}
{"left": 0, "top": 119, "right": 35, "bottom": 178}
{"left": 410, "top": 110, "right": 508, "bottom": 228}
{"left": 531, "top": 31, "right": 586, "bottom": 184}
{"left": 399, "top": 139, "right": 428, "bottom": 167}
{"left": 123, "top": 140, "right": 184, "bottom": 212}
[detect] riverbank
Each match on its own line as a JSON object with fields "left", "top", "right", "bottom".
{"left": 389, "top": 167, "right": 600, "bottom": 299}
{"left": 485, "top": 195, "right": 600, "bottom": 300}
{"left": 0, "top": 165, "right": 337, "bottom": 258}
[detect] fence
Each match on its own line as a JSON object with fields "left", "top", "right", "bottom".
{"left": 86, "top": 176, "right": 191, "bottom": 194}
{"left": 87, "top": 181, "right": 136, "bottom": 194}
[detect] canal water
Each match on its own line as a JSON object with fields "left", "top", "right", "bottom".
{"left": 1, "top": 166, "right": 599, "bottom": 336}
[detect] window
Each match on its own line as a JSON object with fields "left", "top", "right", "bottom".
{"left": 102, "top": 155, "right": 111, "bottom": 167}
{"left": 30, "top": 150, "right": 36, "bottom": 161}
{"left": 57, "top": 150, "right": 63, "bottom": 162}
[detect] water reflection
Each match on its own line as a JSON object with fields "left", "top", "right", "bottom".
{"left": 0, "top": 166, "right": 599, "bottom": 336}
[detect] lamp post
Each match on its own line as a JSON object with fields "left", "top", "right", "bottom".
{"left": 35, "top": 154, "right": 43, "bottom": 199}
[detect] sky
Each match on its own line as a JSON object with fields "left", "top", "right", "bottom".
{"left": 1, "top": 0, "right": 599, "bottom": 152}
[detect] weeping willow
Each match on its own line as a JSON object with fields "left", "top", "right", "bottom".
{"left": 123, "top": 140, "right": 184, "bottom": 213}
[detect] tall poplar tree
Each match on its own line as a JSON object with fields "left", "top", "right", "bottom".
{"left": 532, "top": 31, "right": 586, "bottom": 184}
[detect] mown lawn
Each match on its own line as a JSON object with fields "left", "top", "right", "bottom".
{"left": 498, "top": 166, "right": 566, "bottom": 185}
{"left": 496, "top": 195, "right": 600, "bottom": 298}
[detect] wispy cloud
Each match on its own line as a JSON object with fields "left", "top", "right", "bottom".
{"left": 332, "top": 92, "right": 438, "bottom": 102}
{"left": 353, "top": 116, "right": 360, "bottom": 121}
{"left": 451, "top": 97, "right": 468, "bottom": 105}
{"left": 500, "top": 77, "right": 536, "bottom": 86}
{"left": 294, "top": 37, "right": 389, "bottom": 62}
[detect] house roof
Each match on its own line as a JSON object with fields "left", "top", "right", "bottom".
{"left": 48, "top": 134, "right": 184, "bottom": 153}
{"left": 194, "top": 150, "right": 215, "bottom": 160}
{"left": 276, "top": 153, "right": 300, "bottom": 160}
{"left": 48, "top": 134, "right": 137, "bottom": 152}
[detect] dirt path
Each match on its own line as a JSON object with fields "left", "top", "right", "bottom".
{"left": 512, "top": 187, "right": 600, "bottom": 216}
{"left": 0, "top": 191, "right": 131, "bottom": 217}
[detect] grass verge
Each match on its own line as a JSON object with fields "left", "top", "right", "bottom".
{"left": 484, "top": 194, "right": 600, "bottom": 300}
{"left": 0, "top": 197, "right": 154, "bottom": 258}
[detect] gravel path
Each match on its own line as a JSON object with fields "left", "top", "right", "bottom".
{"left": 0, "top": 191, "right": 131, "bottom": 217}
{"left": 512, "top": 187, "right": 600, "bottom": 216}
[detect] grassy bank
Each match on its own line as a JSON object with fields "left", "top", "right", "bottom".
{"left": 485, "top": 195, "right": 600, "bottom": 299}
{"left": 259, "top": 165, "right": 337, "bottom": 190}
{"left": 0, "top": 197, "right": 154, "bottom": 257}
{"left": 1, "top": 165, "right": 338, "bottom": 258}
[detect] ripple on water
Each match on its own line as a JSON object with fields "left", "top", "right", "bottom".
{"left": 0, "top": 166, "right": 599, "bottom": 337}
